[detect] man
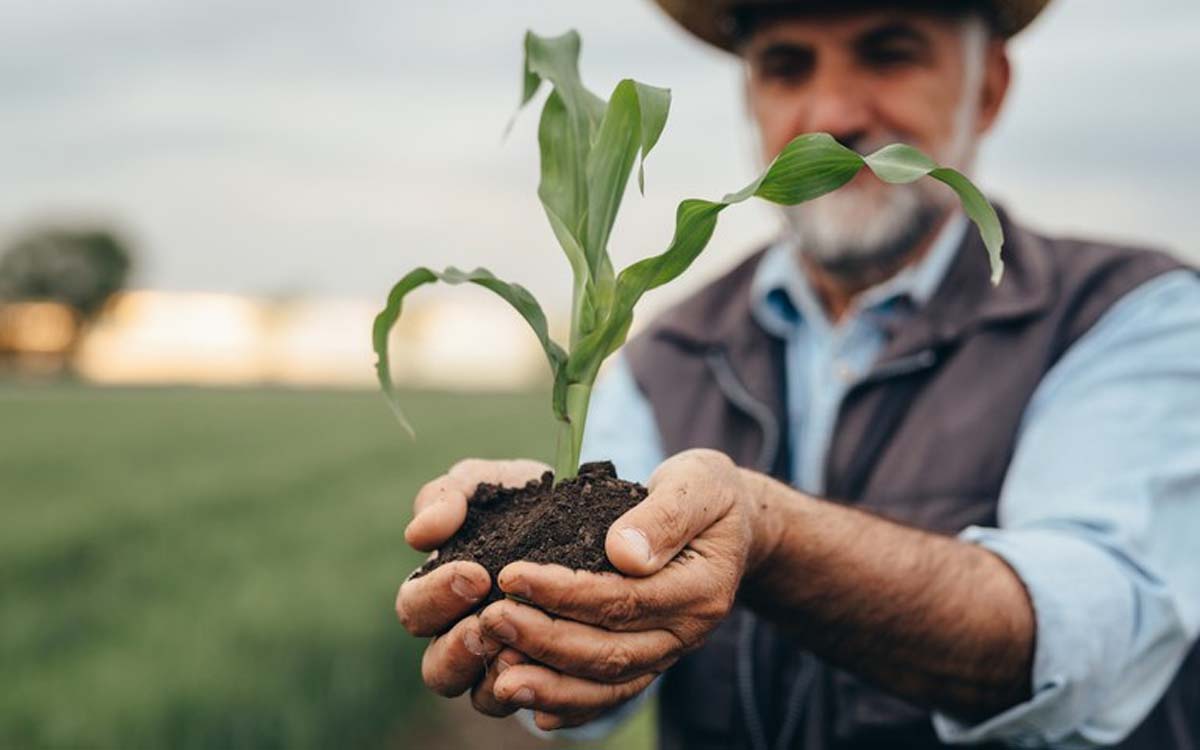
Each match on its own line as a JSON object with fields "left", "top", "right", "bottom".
{"left": 398, "top": 1, "right": 1200, "bottom": 747}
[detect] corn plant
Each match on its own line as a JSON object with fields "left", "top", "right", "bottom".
{"left": 374, "top": 30, "right": 1003, "bottom": 482}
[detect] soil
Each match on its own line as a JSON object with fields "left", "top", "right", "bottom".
{"left": 414, "top": 461, "right": 646, "bottom": 606}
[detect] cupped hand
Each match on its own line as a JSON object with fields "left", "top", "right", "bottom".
{"left": 395, "top": 458, "right": 548, "bottom": 711}
{"left": 478, "top": 448, "right": 777, "bottom": 729}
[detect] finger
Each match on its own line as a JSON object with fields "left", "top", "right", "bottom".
{"left": 470, "top": 647, "right": 528, "bottom": 717}
{"left": 447, "top": 457, "right": 550, "bottom": 489}
{"left": 421, "top": 616, "right": 501, "bottom": 697}
{"left": 492, "top": 663, "right": 655, "bottom": 715}
{"left": 406, "top": 459, "right": 549, "bottom": 551}
{"left": 533, "top": 708, "right": 604, "bottom": 731}
{"left": 498, "top": 560, "right": 728, "bottom": 634}
{"left": 606, "top": 449, "right": 737, "bottom": 576}
{"left": 478, "top": 599, "right": 683, "bottom": 682}
{"left": 406, "top": 475, "right": 470, "bottom": 552}
{"left": 396, "top": 561, "right": 490, "bottom": 636}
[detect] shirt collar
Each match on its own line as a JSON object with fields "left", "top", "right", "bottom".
{"left": 750, "top": 212, "right": 969, "bottom": 337}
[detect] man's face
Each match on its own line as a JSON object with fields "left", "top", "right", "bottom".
{"left": 742, "top": 10, "right": 1005, "bottom": 272}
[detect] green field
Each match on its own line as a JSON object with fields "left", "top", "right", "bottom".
{"left": 0, "top": 384, "right": 652, "bottom": 749}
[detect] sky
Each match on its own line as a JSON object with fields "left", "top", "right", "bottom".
{"left": 2, "top": 0, "right": 1198, "bottom": 312}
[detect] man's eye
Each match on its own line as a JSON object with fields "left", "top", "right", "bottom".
{"left": 758, "top": 54, "right": 813, "bottom": 84}
{"left": 862, "top": 46, "right": 921, "bottom": 69}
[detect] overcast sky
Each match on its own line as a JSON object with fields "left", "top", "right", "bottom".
{"left": 2, "top": 0, "right": 1197, "bottom": 310}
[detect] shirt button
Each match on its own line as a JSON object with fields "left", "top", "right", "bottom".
{"left": 836, "top": 362, "right": 855, "bottom": 383}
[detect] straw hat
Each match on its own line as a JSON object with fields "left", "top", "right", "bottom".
{"left": 652, "top": 0, "right": 1051, "bottom": 51}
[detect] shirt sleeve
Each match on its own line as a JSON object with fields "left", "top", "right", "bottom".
{"left": 519, "top": 353, "right": 667, "bottom": 740}
{"left": 933, "top": 269, "right": 1200, "bottom": 747}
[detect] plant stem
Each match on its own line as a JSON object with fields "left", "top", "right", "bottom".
{"left": 552, "top": 382, "right": 592, "bottom": 482}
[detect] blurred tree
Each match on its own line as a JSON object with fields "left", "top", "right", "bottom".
{"left": 0, "top": 226, "right": 134, "bottom": 366}
{"left": 0, "top": 227, "right": 133, "bottom": 315}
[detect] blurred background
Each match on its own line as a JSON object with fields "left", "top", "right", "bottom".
{"left": 2, "top": 0, "right": 1197, "bottom": 747}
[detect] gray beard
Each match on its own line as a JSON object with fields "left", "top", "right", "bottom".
{"left": 780, "top": 184, "right": 944, "bottom": 289}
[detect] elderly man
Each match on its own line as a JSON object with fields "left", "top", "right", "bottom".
{"left": 398, "top": 1, "right": 1200, "bottom": 747}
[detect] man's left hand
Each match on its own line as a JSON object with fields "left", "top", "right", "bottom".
{"left": 477, "top": 448, "right": 777, "bottom": 730}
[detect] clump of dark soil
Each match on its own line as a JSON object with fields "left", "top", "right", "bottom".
{"left": 415, "top": 461, "right": 646, "bottom": 605}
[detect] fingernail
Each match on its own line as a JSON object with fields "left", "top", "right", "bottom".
{"left": 619, "top": 527, "right": 652, "bottom": 563}
{"left": 495, "top": 656, "right": 513, "bottom": 674}
{"left": 462, "top": 628, "right": 486, "bottom": 656}
{"left": 537, "top": 712, "right": 563, "bottom": 731}
{"left": 451, "top": 573, "right": 481, "bottom": 602}
{"left": 489, "top": 615, "right": 517, "bottom": 642}
{"left": 511, "top": 686, "right": 534, "bottom": 706}
{"left": 501, "top": 574, "right": 530, "bottom": 600}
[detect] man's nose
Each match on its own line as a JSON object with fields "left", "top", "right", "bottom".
{"left": 798, "top": 65, "right": 872, "bottom": 150}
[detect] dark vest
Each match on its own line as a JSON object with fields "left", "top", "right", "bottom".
{"left": 624, "top": 210, "right": 1197, "bottom": 749}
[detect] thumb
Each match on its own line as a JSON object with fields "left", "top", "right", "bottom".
{"left": 604, "top": 450, "right": 735, "bottom": 576}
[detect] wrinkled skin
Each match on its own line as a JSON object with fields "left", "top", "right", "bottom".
{"left": 397, "top": 450, "right": 769, "bottom": 729}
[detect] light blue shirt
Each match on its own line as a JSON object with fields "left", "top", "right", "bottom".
{"left": 560, "top": 216, "right": 1200, "bottom": 747}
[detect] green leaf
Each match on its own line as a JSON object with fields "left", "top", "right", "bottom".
{"left": 724, "top": 132, "right": 865, "bottom": 204}
{"left": 929, "top": 168, "right": 1005, "bottom": 285}
{"left": 514, "top": 30, "right": 606, "bottom": 124}
{"left": 517, "top": 31, "right": 606, "bottom": 246}
{"left": 372, "top": 267, "right": 568, "bottom": 435}
{"left": 633, "top": 82, "right": 670, "bottom": 194}
{"left": 859, "top": 142, "right": 938, "bottom": 182}
{"left": 542, "top": 200, "right": 592, "bottom": 347}
{"left": 863, "top": 143, "right": 1004, "bottom": 284}
{"left": 513, "top": 31, "right": 612, "bottom": 349}
{"left": 585, "top": 79, "right": 671, "bottom": 280}
{"left": 534, "top": 90, "right": 593, "bottom": 269}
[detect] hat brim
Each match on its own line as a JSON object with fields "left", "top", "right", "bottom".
{"left": 652, "top": 0, "right": 1050, "bottom": 52}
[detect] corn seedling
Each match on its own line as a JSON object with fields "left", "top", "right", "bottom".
{"left": 374, "top": 30, "right": 1003, "bottom": 481}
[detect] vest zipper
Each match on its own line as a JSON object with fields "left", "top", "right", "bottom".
{"left": 736, "top": 610, "right": 770, "bottom": 750}
{"left": 703, "top": 348, "right": 781, "bottom": 474}
{"left": 705, "top": 348, "right": 784, "bottom": 750}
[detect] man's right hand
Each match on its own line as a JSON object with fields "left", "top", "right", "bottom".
{"left": 395, "top": 458, "right": 549, "bottom": 716}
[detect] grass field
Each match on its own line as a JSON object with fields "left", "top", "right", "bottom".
{"left": 0, "top": 384, "right": 652, "bottom": 749}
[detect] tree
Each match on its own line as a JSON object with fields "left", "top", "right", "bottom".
{"left": 0, "top": 226, "right": 135, "bottom": 365}
{"left": 0, "top": 226, "right": 134, "bottom": 316}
